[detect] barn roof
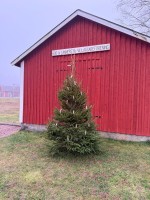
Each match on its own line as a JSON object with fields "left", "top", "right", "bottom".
{"left": 11, "top": 9, "right": 150, "bottom": 66}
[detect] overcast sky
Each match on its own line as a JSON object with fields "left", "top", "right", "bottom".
{"left": 0, "top": 0, "right": 120, "bottom": 86}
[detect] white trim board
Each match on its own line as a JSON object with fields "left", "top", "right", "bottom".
{"left": 11, "top": 9, "right": 150, "bottom": 66}
{"left": 19, "top": 61, "right": 24, "bottom": 123}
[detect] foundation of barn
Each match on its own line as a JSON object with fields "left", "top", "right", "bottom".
{"left": 21, "top": 123, "right": 150, "bottom": 142}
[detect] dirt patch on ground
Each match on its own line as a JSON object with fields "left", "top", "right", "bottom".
{"left": 0, "top": 125, "right": 20, "bottom": 138}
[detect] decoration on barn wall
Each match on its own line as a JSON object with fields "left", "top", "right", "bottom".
{"left": 52, "top": 43, "right": 110, "bottom": 56}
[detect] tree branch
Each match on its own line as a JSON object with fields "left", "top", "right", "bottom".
{"left": 117, "top": 0, "right": 150, "bottom": 35}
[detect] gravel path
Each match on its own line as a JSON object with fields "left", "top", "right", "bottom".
{"left": 0, "top": 124, "right": 21, "bottom": 138}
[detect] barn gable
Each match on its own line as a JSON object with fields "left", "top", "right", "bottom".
{"left": 11, "top": 9, "right": 150, "bottom": 67}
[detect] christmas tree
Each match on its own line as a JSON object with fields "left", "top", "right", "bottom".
{"left": 47, "top": 58, "right": 100, "bottom": 155}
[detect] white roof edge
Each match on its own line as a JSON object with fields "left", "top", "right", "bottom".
{"left": 79, "top": 10, "right": 150, "bottom": 43}
{"left": 11, "top": 9, "right": 150, "bottom": 66}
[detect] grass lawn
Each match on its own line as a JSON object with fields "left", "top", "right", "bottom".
{"left": 0, "top": 131, "right": 150, "bottom": 200}
{"left": 0, "top": 98, "right": 19, "bottom": 124}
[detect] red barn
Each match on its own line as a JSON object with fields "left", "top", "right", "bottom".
{"left": 12, "top": 10, "right": 150, "bottom": 141}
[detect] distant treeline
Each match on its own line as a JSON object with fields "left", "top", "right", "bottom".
{"left": 0, "top": 85, "right": 20, "bottom": 97}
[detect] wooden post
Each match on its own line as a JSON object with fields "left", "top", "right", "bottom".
{"left": 68, "top": 55, "right": 76, "bottom": 77}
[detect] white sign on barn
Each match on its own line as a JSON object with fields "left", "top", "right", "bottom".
{"left": 52, "top": 43, "right": 110, "bottom": 56}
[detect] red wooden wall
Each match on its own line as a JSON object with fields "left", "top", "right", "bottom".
{"left": 23, "top": 16, "right": 150, "bottom": 136}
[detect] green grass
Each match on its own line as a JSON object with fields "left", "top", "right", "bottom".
{"left": 0, "top": 98, "right": 19, "bottom": 123}
{"left": 0, "top": 131, "right": 150, "bottom": 200}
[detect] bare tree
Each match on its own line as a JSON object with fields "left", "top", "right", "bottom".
{"left": 117, "top": 0, "right": 150, "bottom": 35}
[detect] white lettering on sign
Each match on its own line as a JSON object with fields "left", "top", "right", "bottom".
{"left": 52, "top": 44, "right": 110, "bottom": 56}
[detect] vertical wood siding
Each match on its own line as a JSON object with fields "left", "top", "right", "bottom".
{"left": 23, "top": 16, "right": 150, "bottom": 136}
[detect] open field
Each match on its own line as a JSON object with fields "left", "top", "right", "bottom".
{"left": 0, "top": 131, "right": 150, "bottom": 200}
{"left": 0, "top": 98, "right": 19, "bottom": 124}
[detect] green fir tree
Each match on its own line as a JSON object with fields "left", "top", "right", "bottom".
{"left": 47, "top": 62, "right": 100, "bottom": 155}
